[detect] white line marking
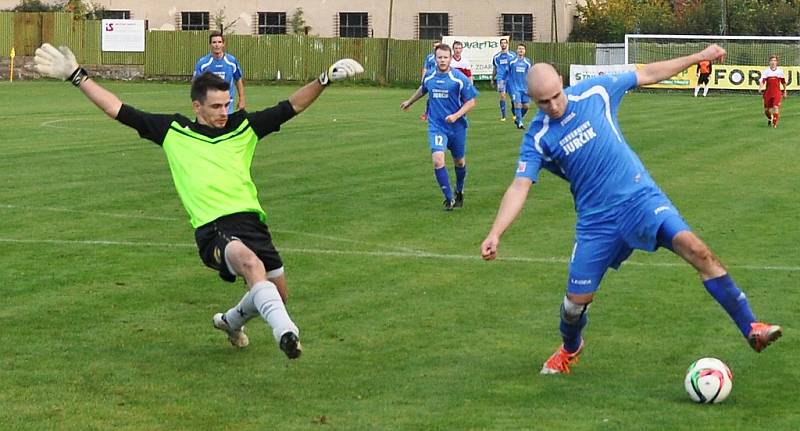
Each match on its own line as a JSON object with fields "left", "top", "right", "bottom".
{"left": 1, "top": 237, "right": 798, "bottom": 272}
{"left": 0, "top": 204, "right": 422, "bottom": 253}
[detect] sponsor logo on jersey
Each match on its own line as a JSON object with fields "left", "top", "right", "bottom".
{"left": 517, "top": 161, "right": 527, "bottom": 173}
{"left": 432, "top": 89, "right": 449, "bottom": 99}
{"left": 558, "top": 121, "right": 597, "bottom": 155}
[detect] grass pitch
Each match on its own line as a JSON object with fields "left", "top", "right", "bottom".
{"left": 0, "top": 80, "right": 797, "bottom": 430}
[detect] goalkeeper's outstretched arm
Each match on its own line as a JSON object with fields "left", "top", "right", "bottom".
{"left": 34, "top": 43, "right": 122, "bottom": 119}
{"left": 289, "top": 58, "right": 364, "bottom": 114}
{"left": 78, "top": 79, "right": 123, "bottom": 119}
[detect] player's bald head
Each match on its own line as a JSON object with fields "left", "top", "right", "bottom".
{"left": 527, "top": 63, "right": 561, "bottom": 100}
{"left": 528, "top": 63, "right": 568, "bottom": 119}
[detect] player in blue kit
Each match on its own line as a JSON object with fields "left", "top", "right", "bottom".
{"left": 492, "top": 38, "right": 515, "bottom": 121}
{"left": 193, "top": 32, "right": 245, "bottom": 114}
{"left": 507, "top": 44, "right": 532, "bottom": 130}
{"left": 481, "top": 44, "right": 782, "bottom": 374}
{"left": 401, "top": 43, "right": 478, "bottom": 210}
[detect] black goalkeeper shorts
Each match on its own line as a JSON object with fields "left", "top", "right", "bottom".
{"left": 194, "top": 212, "right": 283, "bottom": 283}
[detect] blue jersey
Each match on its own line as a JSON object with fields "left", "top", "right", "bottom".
{"left": 421, "top": 68, "right": 478, "bottom": 131}
{"left": 507, "top": 56, "right": 532, "bottom": 92}
{"left": 515, "top": 72, "right": 660, "bottom": 218}
{"left": 194, "top": 53, "right": 243, "bottom": 113}
{"left": 492, "top": 51, "right": 515, "bottom": 81}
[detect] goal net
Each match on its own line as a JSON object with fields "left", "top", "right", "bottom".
{"left": 625, "top": 34, "right": 800, "bottom": 67}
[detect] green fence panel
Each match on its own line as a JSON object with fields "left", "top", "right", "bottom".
{"left": 386, "top": 38, "right": 432, "bottom": 84}
{"left": 145, "top": 30, "right": 212, "bottom": 76}
{"left": 0, "top": 12, "right": 13, "bottom": 56}
{"left": 50, "top": 13, "right": 86, "bottom": 61}
{"left": 531, "top": 42, "right": 596, "bottom": 78}
{"left": 12, "top": 12, "right": 42, "bottom": 55}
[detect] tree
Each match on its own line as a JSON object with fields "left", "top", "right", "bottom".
{"left": 289, "top": 7, "right": 307, "bottom": 35}
{"left": 7, "top": 0, "right": 62, "bottom": 12}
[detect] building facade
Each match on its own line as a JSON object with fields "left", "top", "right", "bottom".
{"left": 0, "top": 0, "right": 583, "bottom": 42}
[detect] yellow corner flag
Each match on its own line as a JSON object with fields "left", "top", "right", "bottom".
{"left": 9, "top": 47, "right": 15, "bottom": 82}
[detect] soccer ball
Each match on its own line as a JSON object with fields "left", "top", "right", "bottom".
{"left": 684, "top": 357, "right": 733, "bottom": 404}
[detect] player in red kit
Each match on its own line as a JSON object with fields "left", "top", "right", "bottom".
{"left": 451, "top": 41, "right": 473, "bottom": 84}
{"left": 759, "top": 55, "right": 787, "bottom": 128}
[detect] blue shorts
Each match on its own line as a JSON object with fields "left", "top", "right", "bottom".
{"left": 510, "top": 90, "right": 530, "bottom": 105}
{"left": 428, "top": 127, "right": 467, "bottom": 159}
{"left": 566, "top": 190, "right": 691, "bottom": 294}
{"left": 496, "top": 79, "right": 507, "bottom": 93}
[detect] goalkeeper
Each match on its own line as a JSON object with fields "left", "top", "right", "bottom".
{"left": 34, "top": 43, "right": 364, "bottom": 359}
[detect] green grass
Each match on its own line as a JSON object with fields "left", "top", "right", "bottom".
{"left": 1, "top": 80, "right": 798, "bottom": 430}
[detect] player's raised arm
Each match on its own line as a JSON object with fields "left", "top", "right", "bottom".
{"left": 480, "top": 177, "right": 533, "bottom": 260}
{"left": 636, "top": 44, "right": 725, "bottom": 87}
{"left": 34, "top": 43, "right": 123, "bottom": 118}
{"left": 288, "top": 58, "right": 364, "bottom": 114}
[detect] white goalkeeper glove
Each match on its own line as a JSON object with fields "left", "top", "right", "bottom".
{"left": 318, "top": 58, "right": 364, "bottom": 86}
{"left": 34, "top": 43, "right": 88, "bottom": 86}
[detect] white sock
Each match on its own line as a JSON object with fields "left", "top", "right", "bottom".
{"left": 224, "top": 289, "right": 259, "bottom": 330}
{"left": 694, "top": 87, "right": 699, "bottom": 97}
{"left": 251, "top": 280, "right": 299, "bottom": 343}
{"left": 703, "top": 87, "right": 709, "bottom": 96}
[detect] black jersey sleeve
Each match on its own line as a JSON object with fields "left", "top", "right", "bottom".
{"left": 246, "top": 100, "right": 297, "bottom": 139}
{"left": 115, "top": 104, "right": 177, "bottom": 146}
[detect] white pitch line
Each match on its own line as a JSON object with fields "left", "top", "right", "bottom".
{"left": 0, "top": 204, "right": 423, "bottom": 253}
{"left": 1, "top": 237, "right": 798, "bottom": 272}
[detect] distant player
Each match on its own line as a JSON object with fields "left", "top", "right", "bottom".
{"left": 451, "top": 41, "right": 473, "bottom": 84}
{"left": 480, "top": 44, "right": 781, "bottom": 375}
{"left": 34, "top": 42, "right": 364, "bottom": 359}
{"left": 419, "top": 40, "right": 441, "bottom": 121}
{"left": 193, "top": 32, "right": 245, "bottom": 114}
{"left": 694, "top": 59, "right": 712, "bottom": 97}
{"left": 759, "top": 55, "right": 787, "bottom": 128}
{"left": 507, "top": 44, "right": 533, "bottom": 130}
{"left": 492, "top": 38, "right": 515, "bottom": 121}
{"left": 401, "top": 43, "right": 478, "bottom": 211}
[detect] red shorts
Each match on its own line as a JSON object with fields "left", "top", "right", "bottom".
{"left": 763, "top": 91, "right": 783, "bottom": 109}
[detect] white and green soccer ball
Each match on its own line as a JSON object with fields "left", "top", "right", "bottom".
{"left": 684, "top": 357, "right": 733, "bottom": 404}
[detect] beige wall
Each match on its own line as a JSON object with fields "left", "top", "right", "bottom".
{"left": 0, "top": 0, "right": 584, "bottom": 41}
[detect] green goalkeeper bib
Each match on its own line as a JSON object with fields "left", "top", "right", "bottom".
{"left": 162, "top": 118, "right": 266, "bottom": 228}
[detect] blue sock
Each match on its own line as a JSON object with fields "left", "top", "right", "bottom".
{"left": 514, "top": 107, "right": 522, "bottom": 123}
{"left": 560, "top": 313, "right": 587, "bottom": 353}
{"left": 499, "top": 100, "right": 507, "bottom": 118}
{"left": 522, "top": 107, "right": 528, "bottom": 118}
{"left": 455, "top": 165, "right": 467, "bottom": 192}
{"left": 434, "top": 167, "right": 453, "bottom": 201}
{"left": 703, "top": 274, "right": 756, "bottom": 338}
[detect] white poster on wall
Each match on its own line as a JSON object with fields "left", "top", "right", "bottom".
{"left": 442, "top": 35, "right": 509, "bottom": 80}
{"left": 101, "top": 19, "right": 145, "bottom": 52}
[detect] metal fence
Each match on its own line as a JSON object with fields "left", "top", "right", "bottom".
{"left": 1, "top": 12, "right": 597, "bottom": 84}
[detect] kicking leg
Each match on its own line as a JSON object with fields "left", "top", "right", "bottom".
{"left": 669, "top": 230, "right": 781, "bottom": 352}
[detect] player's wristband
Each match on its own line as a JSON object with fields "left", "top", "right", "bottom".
{"left": 318, "top": 70, "right": 330, "bottom": 86}
{"left": 68, "top": 67, "right": 89, "bottom": 87}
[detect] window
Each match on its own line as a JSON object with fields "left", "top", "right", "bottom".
{"left": 102, "top": 10, "right": 131, "bottom": 19}
{"left": 418, "top": 13, "right": 449, "bottom": 40}
{"left": 258, "top": 12, "right": 286, "bottom": 34}
{"left": 181, "top": 12, "right": 209, "bottom": 31}
{"left": 502, "top": 14, "right": 534, "bottom": 41}
{"left": 339, "top": 12, "right": 369, "bottom": 38}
